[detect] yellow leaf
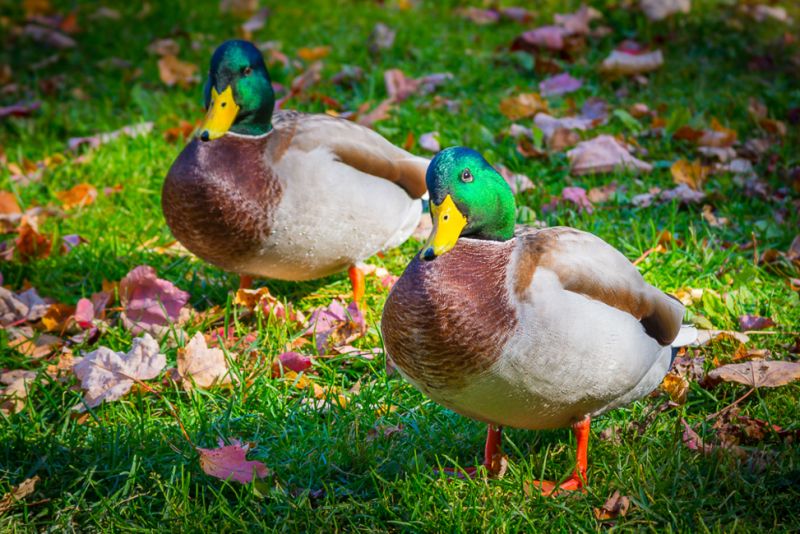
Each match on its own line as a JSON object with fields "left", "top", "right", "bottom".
{"left": 499, "top": 93, "right": 548, "bottom": 121}
{"left": 297, "top": 46, "right": 331, "bottom": 61}
{"left": 670, "top": 159, "right": 710, "bottom": 191}
{"left": 55, "top": 183, "right": 97, "bottom": 210}
{"left": 660, "top": 373, "right": 689, "bottom": 404}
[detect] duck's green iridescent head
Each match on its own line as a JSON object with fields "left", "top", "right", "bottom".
{"left": 199, "top": 40, "right": 274, "bottom": 141}
{"left": 422, "top": 147, "right": 516, "bottom": 261}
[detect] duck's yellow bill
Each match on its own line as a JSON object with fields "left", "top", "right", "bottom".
{"left": 199, "top": 86, "right": 239, "bottom": 141}
{"left": 422, "top": 194, "right": 467, "bottom": 261}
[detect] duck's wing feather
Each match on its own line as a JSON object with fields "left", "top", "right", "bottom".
{"left": 514, "top": 227, "right": 685, "bottom": 345}
{"left": 271, "top": 111, "right": 429, "bottom": 198}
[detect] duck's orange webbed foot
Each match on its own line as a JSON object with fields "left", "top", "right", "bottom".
{"left": 434, "top": 425, "right": 503, "bottom": 479}
{"left": 528, "top": 416, "right": 590, "bottom": 497}
{"left": 348, "top": 264, "right": 366, "bottom": 306}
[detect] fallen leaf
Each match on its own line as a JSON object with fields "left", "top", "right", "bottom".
{"left": 41, "top": 302, "right": 74, "bottom": 332}
{"left": 706, "top": 361, "right": 800, "bottom": 389}
{"left": 548, "top": 127, "right": 580, "bottom": 151}
{"left": 368, "top": 23, "right": 395, "bottom": 54}
{"left": 499, "top": 93, "right": 548, "bottom": 121}
{"left": 698, "top": 119, "right": 737, "bottom": 148}
{"left": 587, "top": 182, "right": 618, "bottom": 203}
{"left": 418, "top": 132, "right": 440, "bottom": 153}
{"left": 0, "top": 287, "right": 49, "bottom": 326}
{"left": 514, "top": 25, "right": 568, "bottom": 50}
{"left": 738, "top": 314, "right": 776, "bottom": 331}
{"left": 234, "top": 287, "right": 305, "bottom": 327}
{"left": 157, "top": 55, "right": 199, "bottom": 88}
{"left": 197, "top": 439, "right": 271, "bottom": 484}
{"left": 640, "top": 0, "right": 690, "bottom": 21}
{"left": 177, "top": 332, "right": 233, "bottom": 390}
{"left": 681, "top": 418, "right": 713, "bottom": 453}
{"left": 496, "top": 164, "right": 535, "bottom": 194}
{"left": 383, "top": 69, "right": 452, "bottom": 103}
{"left": 701, "top": 205, "right": 728, "bottom": 227}
{"left": 241, "top": 7, "right": 269, "bottom": 36}
{"left": 55, "top": 183, "right": 97, "bottom": 210}
{"left": 594, "top": 490, "right": 631, "bottom": 521}
{"left": 15, "top": 220, "right": 52, "bottom": 262}
{"left": 566, "top": 135, "right": 652, "bottom": 175}
{"left": 554, "top": 5, "right": 602, "bottom": 35}
{"left": 22, "top": 24, "right": 75, "bottom": 49}
{"left": 0, "top": 475, "right": 40, "bottom": 514}
{"left": 660, "top": 373, "right": 689, "bottom": 404}
{"left": 147, "top": 38, "right": 180, "bottom": 57}
{"left": 539, "top": 73, "right": 583, "bottom": 97}
{"left": 119, "top": 265, "right": 190, "bottom": 335}
{"left": 670, "top": 159, "right": 710, "bottom": 190}
{"left": 272, "top": 351, "right": 312, "bottom": 377}
{"left": 305, "top": 300, "right": 366, "bottom": 353}
{"left": 600, "top": 48, "right": 663, "bottom": 76}
{"left": 561, "top": 186, "right": 593, "bottom": 213}
{"left": 659, "top": 184, "right": 706, "bottom": 204}
{"left": 693, "top": 329, "right": 750, "bottom": 346}
{"left": 68, "top": 122, "right": 153, "bottom": 151}
{"left": 0, "top": 191, "right": 21, "bottom": 215}
{"left": 0, "top": 102, "right": 41, "bottom": 120}
{"left": 0, "top": 370, "right": 37, "bottom": 415}
{"left": 297, "top": 46, "right": 330, "bottom": 62}
{"left": 533, "top": 113, "right": 595, "bottom": 139}
{"left": 73, "top": 334, "right": 166, "bottom": 410}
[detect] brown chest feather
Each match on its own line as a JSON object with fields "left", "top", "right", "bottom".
{"left": 161, "top": 135, "right": 283, "bottom": 273}
{"left": 381, "top": 239, "right": 518, "bottom": 391}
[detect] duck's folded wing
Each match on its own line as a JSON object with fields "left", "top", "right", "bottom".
{"left": 516, "top": 227, "right": 685, "bottom": 345}
{"left": 281, "top": 113, "right": 429, "bottom": 199}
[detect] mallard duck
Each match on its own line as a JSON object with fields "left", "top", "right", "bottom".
{"left": 162, "top": 40, "right": 428, "bottom": 300}
{"left": 381, "top": 147, "right": 692, "bottom": 494}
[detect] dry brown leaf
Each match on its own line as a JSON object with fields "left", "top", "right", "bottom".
{"left": 158, "top": 55, "right": 199, "bottom": 88}
{"left": 0, "top": 475, "right": 40, "bottom": 514}
{"left": 177, "top": 332, "right": 234, "bottom": 390}
{"left": 16, "top": 220, "right": 51, "bottom": 262}
{"left": 701, "top": 204, "right": 728, "bottom": 227}
{"left": 566, "top": 135, "right": 652, "bottom": 175}
{"left": 594, "top": 490, "right": 631, "bottom": 520}
{"left": 55, "top": 183, "right": 97, "bottom": 210}
{"left": 698, "top": 119, "right": 737, "bottom": 148}
{"left": 600, "top": 49, "right": 663, "bottom": 75}
{"left": 499, "top": 93, "right": 548, "bottom": 121}
{"left": 670, "top": 159, "right": 710, "bottom": 190}
{"left": 0, "top": 370, "right": 37, "bottom": 415}
{"left": 706, "top": 361, "right": 800, "bottom": 389}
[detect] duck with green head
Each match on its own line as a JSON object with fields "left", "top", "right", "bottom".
{"left": 162, "top": 40, "right": 430, "bottom": 300}
{"left": 381, "top": 147, "right": 693, "bottom": 494}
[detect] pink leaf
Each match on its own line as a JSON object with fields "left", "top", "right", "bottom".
{"left": 273, "top": 352, "right": 312, "bottom": 376}
{"left": 539, "top": 73, "right": 583, "bottom": 97}
{"left": 197, "top": 439, "right": 271, "bottom": 484}
{"left": 738, "top": 314, "right": 776, "bottom": 331}
{"left": 305, "top": 300, "right": 366, "bottom": 354}
{"left": 119, "top": 265, "right": 189, "bottom": 335}
{"left": 418, "top": 132, "right": 441, "bottom": 153}
{"left": 74, "top": 298, "right": 94, "bottom": 328}
{"left": 517, "top": 26, "right": 567, "bottom": 50}
{"left": 561, "top": 187, "right": 594, "bottom": 213}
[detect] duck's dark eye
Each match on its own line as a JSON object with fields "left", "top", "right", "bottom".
{"left": 460, "top": 168, "right": 473, "bottom": 183}
{"left": 243, "top": 66, "right": 253, "bottom": 76}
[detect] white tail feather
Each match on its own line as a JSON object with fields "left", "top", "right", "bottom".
{"left": 672, "top": 325, "right": 698, "bottom": 348}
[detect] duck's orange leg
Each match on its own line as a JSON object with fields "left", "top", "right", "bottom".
{"left": 530, "top": 416, "right": 590, "bottom": 496}
{"left": 348, "top": 264, "right": 366, "bottom": 305}
{"left": 437, "top": 425, "right": 503, "bottom": 478}
{"left": 239, "top": 274, "right": 253, "bottom": 289}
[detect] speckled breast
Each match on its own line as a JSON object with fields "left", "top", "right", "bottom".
{"left": 380, "top": 238, "right": 518, "bottom": 393}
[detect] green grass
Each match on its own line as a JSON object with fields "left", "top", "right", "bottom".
{"left": 2, "top": 0, "right": 800, "bottom": 531}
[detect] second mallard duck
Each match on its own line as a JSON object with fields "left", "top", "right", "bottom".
{"left": 382, "top": 147, "right": 691, "bottom": 494}
{"left": 162, "top": 40, "right": 429, "bottom": 300}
